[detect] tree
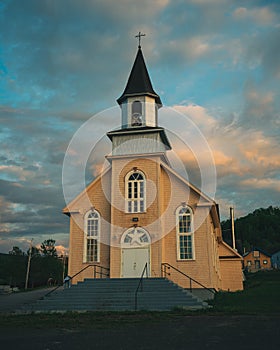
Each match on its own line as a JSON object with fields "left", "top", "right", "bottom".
{"left": 40, "top": 239, "right": 57, "bottom": 257}
{"left": 221, "top": 206, "right": 280, "bottom": 254}
{"left": 9, "top": 246, "right": 25, "bottom": 256}
{"left": 27, "top": 246, "right": 41, "bottom": 258}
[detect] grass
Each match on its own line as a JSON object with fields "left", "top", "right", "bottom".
{"left": 0, "top": 310, "right": 179, "bottom": 329}
{"left": 0, "top": 270, "right": 279, "bottom": 328}
{"left": 209, "top": 270, "right": 280, "bottom": 314}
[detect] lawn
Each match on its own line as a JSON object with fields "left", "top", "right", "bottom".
{"left": 209, "top": 270, "right": 280, "bottom": 314}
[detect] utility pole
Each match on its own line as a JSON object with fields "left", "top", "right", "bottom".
{"left": 230, "top": 207, "right": 236, "bottom": 250}
{"left": 62, "top": 254, "right": 67, "bottom": 282}
{"left": 25, "top": 239, "right": 33, "bottom": 290}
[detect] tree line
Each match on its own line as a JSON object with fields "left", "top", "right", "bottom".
{"left": 221, "top": 206, "right": 280, "bottom": 255}
{"left": 0, "top": 239, "right": 67, "bottom": 288}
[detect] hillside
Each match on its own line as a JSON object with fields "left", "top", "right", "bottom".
{"left": 221, "top": 206, "right": 280, "bottom": 255}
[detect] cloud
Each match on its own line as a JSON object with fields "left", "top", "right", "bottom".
{"left": 233, "top": 6, "right": 277, "bottom": 25}
{"left": 240, "top": 178, "right": 280, "bottom": 192}
{"left": 0, "top": 165, "right": 36, "bottom": 181}
{"left": 169, "top": 100, "right": 280, "bottom": 215}
{"left": 0, "top": 0, "right": 279, "bottom": 253}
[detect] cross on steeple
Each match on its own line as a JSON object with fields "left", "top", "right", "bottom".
{"left": 135, "top": 31, "right": 146, "bottom": 48}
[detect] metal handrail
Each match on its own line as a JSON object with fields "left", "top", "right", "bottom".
{"left": 134, "top": 262, "right": 148, "bottom": 311}
{"left": 161, "top": 263, "right": 215, "bottom": 295}
{"left": 71, "top": 264, "right": 110, "bottom": 280}
{"left": 44, "top": 264, "right": 110, "bottom": 298}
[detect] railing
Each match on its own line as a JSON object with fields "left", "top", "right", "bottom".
{"left": 70, "top": 264, "right": 110, "bottom": 280}
{"left": 44, "top": 264, "right": 110, "bottom": 298}
{"left": 134, "top": 262, "right": 148, "bottom": 311}
{"left": 161, "top": 263, "right": 215, "bottom": 295}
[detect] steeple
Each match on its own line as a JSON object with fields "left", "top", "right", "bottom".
{"left": 117, "top": 46, "right": 162, "bottom": 107}
{"left": 107, "top": 38, "right": 171, "bottom": 159}
{"left": 117, "top": 41, "right": 162, "bottom": 130}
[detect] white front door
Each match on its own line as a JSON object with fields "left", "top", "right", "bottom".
{"left": 122, "top": 248, "right": 150, "bottom": 278}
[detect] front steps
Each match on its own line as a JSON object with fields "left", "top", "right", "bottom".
{"left": 21, "top": 278, "right": 209, "bottom": 312}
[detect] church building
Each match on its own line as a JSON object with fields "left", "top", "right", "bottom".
{"left": 63, "top": 42, "right": 243, "bottom": 293}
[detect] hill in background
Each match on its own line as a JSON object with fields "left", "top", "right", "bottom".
{"left": 221, "top": 206, "right": 280, "bottom": 255}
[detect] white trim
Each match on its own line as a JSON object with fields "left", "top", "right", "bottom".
{"left": 160, "top": 161, "right": 215, "bottom": 204}
{"left": 120, "top": 227, "right": 151, "bottom": 278}
{"left": 120, "top": 227, "right": 151, "bottom": 247}
{"left": 63, "top": 166, "right": 111, "bottom": 213}
{"left": 176, "top": 205, "right": 195, "bottom": 261}
{"left": 125, "top": 170, "right": 146, "bottom": 213}
{"left": 106, "top": 152, "right": 171, "bottom": 167}
{"left": 83, "top": 209, "right": 101, "bottom": 263}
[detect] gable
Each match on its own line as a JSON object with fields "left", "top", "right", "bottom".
{"left": 160, "top": 161, "right": 214, "bottom": 204}
{"left": 219, "top": 240, "right": 243, "bottom": 259}
{"left": 160, "top": 161, "right": 221, "bottom": 229}
{"left": 63, "top": 167, "right": 111, "bottom": 215}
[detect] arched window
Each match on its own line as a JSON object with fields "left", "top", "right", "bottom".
{"left": 121, "top": 227, "right": 151, "bottom": 247}
{"left": 84, "top": 210, "right": 100, "bottom": 263}
{"left": 176, "top": 206, "right": 194, "bottom": 260}
{"left": 125, "top": 170, "right": 145, "bottom": 213}
{"left": 131, "top": 100, "right": 142, "bottom": 126}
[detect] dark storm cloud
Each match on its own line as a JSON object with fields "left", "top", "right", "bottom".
{"left": 0, "top": 179, "right": 63, "bottom": 206}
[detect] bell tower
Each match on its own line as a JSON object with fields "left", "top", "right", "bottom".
{"left": 107, "top": 36, "right": 171, "bottom": 158}
{"left": 117, "top": 44, "right": 162, "bottom": 129}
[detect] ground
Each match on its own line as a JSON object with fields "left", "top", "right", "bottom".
{"left": 1, "top": 271, "right": 280, "bottom": 349}
{"left": 0, "top": 313, "right": 280, "bottom": 350}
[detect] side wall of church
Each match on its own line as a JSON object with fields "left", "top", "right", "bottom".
{"left": 218, "top": 242, "right": 244, "bottom": 291}
{"left": 160, "top": 166, "right": 222, "bottom": 290}
{"left": 67, "top": 172, "right": 111, "bottom": 284}
{"left": 219, "top": 259, "right": 244, "bottom": 291}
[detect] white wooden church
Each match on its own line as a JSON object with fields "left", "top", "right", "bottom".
{"left": 63, "top": 41, "right": 243, "bottom": 295}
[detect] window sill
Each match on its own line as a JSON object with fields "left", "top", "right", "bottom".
{"left": 176, "top": 259, "right": 196, "bottom": 262}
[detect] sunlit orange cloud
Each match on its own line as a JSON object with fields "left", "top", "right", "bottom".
{"left": 56, "top": 245, "right": 69, "bottom": 256}
{"left": 243, "top": 149, "right": 280, "bottom": 167}
{"left": 238, "top": 131, "right": 280, "bottom": 169}
{"left": 90, "top": 162, "right": 109, "bottom": 177}
{"left": 0, "top": 165, "right": 34, "bottom": 181}
{"left": 178, "top": 106, "right": 280, "bottom": 178}
{"left": 233, "top": 6, "right": 276, "bottom": 25}
{"left": 31, "top": 244, "right": 69, "bottom": 256}
{"left": 212, "top": 150, "right": 232, "bottom": 166}
{"left": 66, "top": 148, "right": 78, "bottom": 156}
{"left": 173, "top": 104, "right": 217, "bottom": 131}
{"left": 240, "top": 178, "right": 280, "bottom": 192}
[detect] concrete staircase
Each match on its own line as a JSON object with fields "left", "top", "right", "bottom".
{"left": 22, "top": 278, "right": 209, "bottom": 312}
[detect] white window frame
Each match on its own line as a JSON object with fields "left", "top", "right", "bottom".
{"left": 121, "top": 227, "right": 151, "bottom": 247}
{"left": 83, "top": 210, "right": 100, "bottom": 263}
{"left": 125, "top": 170, "right": 146, "bottom": 213}
{"left": 176, "top": 205, "right": 195, "bottom": 260}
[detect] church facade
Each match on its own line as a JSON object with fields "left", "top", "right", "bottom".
{"left": 63, "top": 44, "right": 243, "bottom": 292}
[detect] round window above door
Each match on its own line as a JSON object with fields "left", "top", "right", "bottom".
{"left": 121, "top": 227, "right": 151, "bottom": 247}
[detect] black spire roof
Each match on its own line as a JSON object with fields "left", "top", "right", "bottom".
{"left": 117, "top": 47, "right": 162, "bottom": 106}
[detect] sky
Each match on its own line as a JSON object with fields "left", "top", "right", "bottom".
{"left": 0, "top": 0, "right": 279, "bottom": 254}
